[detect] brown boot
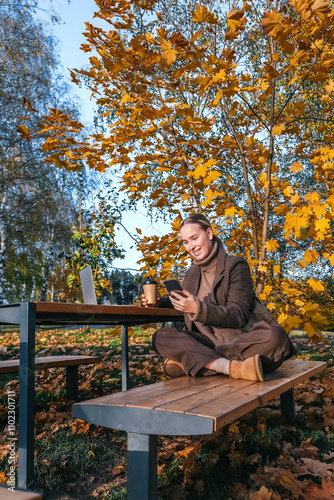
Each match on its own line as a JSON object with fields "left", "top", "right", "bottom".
{"left": 163, "top": 359, "right": 187, "bottom": 378}
{"left": 229, "top": 355, "right": 264, "bottom": 382}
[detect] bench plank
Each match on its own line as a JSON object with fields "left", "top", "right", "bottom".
{"left": 76, "top": 374, "right": 223, "bottom": 406}
{"left": 110, "top": 376, "right": 234, "bottom": 408}
{"left": 0, "top": 355, "right": 100, "bottom": 374}
{"left": 128, "top": 376, "right": 237, "bottom": 409}
{"left": 155, "top": 378, "right": 254, "bottom": 413}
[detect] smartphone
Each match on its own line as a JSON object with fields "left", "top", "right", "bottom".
{"left": 163, "top": 279, "right": 186, "bottom": 298}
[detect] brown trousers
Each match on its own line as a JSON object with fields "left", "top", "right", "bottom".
{"left": 152, "top": 321, "right": 296, "bottom": 377}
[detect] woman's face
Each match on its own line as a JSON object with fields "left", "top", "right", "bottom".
{"left": 180, "top": 223, "right": 214, "bottom": 260}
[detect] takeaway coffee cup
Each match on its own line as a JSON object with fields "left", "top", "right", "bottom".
{"left": 142, "top": 278, "right": 158, "bottom": 306}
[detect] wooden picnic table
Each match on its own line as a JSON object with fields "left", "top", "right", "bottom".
{"left": 0, "top": 302, "right": 183, "bottom": 489}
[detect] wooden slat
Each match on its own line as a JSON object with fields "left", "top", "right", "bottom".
{"left": 125, "top": 376, "right": 234, "bottom": 409}
{"left": 155, "top": 377, "right": 254, "bottom": 413}
{"left": 77, "top": 375, "right": 224, "bottom": 407}
{"left": 0, "top": 355, "right": 100, "bottom": 374}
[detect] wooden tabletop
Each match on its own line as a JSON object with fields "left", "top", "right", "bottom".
{"left": 0, "top": 302, "right": 183, "bottom": 326}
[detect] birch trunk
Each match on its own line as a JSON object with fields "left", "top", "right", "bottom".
{"left": 0, "top": 224, "right": 7, "bottom": 305}
{"left": 40, "top": 244, "right": 55, "bottom": 301}
{"left": 30, "top": 277, "right": 36, "bottom": 301}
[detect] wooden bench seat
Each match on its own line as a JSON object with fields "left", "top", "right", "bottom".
{"left": 73, "top": 359, "right": 326, "bottom": 500}
{"left": 0, "top": 355, "right": 100, "bottom": 400}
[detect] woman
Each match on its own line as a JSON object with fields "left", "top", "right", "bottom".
{"left": 142, "top": 214, "right": 296, "bottom": 382}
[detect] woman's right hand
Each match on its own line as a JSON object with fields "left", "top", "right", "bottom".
{"left": 141, "top": 293, "right": 149, "bottom": 307}
{"left": 141, "top": 293, "right": 159, "bottom": 307}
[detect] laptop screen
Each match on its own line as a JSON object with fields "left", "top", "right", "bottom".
{"left": 79, "top": 265, "right": 98, "bottom": 305}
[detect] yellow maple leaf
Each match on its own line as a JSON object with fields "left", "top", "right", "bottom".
{"left": 329, "top": 254, "right": 334, "bottom": 266}
{"left": 225, "top": 206, "right": 238, "bottom": 218}
{"left": 304, "top": 302, "right": 319, "bottom": 314}
{"left": 305, "top": 191, "right": 321, "bottom": 203}
{"left": 161, "top": 40, "right": 177, "bottom": 65}
{"left": 283, "top": 186, "right": 294, "bottom": 198}
{"left": 258, "top": 263, "right": 268, "bottom": 273}
{"left": 177, "top": 442, "right": 202, "bottom": 457}
{"left": 228, "top": 422, "right": 240, "bottom": 433}
{"left": 284, "top": 212, "right": 309, "bottom": 236}
{"left": 314, "top": 217, "right": 330, "bottom": 236}
{"left": 259, "top": 284, "right": 272, "bottom": 300}
{"left": 307, "top": 279, "right": 325, "bottom": 292}
{"left": 204, "top": 170, "right": 220, "bottom": 185}
{"left": 302, "top": 249, "right": 319, "bottom": 265}
{"left": 327, "top": 193, "right": 334, "bottom": 209}
{"left": 304, "top": 321, "right": 316, "bottom": 337}
{"left": 258, "top": 172, "right": 267, "bottom": 185}
{"left": 107, "top": 30, "right": 121, "bottom": 44}
{"left": 120, "top": 94, "right": 135, "bottom": 104}
{"left": 191, "top": 4, "right": 217, "bottom": 24}
{"left": 261, "top": 9, "right": 282, "bottom": 36}
{"left": 258, "top": 78, "right": 271, "bottom": 92}
{"left": 290, "top": 161, "right": 303, "bottom": 173}
{"left": 272, "top": 123, "right": 285, "bottom": 136}
{"left": 226, "top": 9, "right": 247, "bottom": 33}
{"left": 265, "top": 239, "right": 279, "bottom": 253}
{"left": 273, "top": 204, "right": 290, "bottom": 216}
{"left": 325, "top": 80, "right": 334, "bottom": 93}
{"left": 312, "top": 204, "right": 326, "bottom": 219}
{"left": 273, "top": 264, "right": 280, "bottom": 275}
{"left": 193, "top": 163, "right": 207, "bottom": 180}
{"left": 311, "top": 0, "right": 330, "bottom": 17}
{"left": 290, "top": 193, "right": 300, "bottom": 205}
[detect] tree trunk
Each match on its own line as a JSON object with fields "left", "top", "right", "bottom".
{"left": 255, "top": 33, "right": 277, "bottom": 297}
{"left": 0, "top": 224, "right": 7, "bottom": 305}
{"left": 40, "top": 244, "right": 55, "bottom": 301}
{"left": 21, "top": 282, "right": 27, "bottom": 302}
{"left": 30, "top": 277, "right": 36, "bottom": 301}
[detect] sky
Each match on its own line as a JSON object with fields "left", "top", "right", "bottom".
{"left": 37, "top": 0, "right": 170, "bottom": 273}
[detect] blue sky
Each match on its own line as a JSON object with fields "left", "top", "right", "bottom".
{"left": 37, "top": 0, "right": 171, "bottom": 273}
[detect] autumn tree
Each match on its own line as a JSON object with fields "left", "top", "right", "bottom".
{"left": 0, "top": 0, "right": 80, "bottom": 303}
{"left": 99, "top": 269, "right": 141, "bottom": 304}
{"left": 40, "top": 0, "right": 334, "bottom": 337}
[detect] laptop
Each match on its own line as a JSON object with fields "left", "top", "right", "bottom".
{"left": 79, "top": 265, "right": 98, "bottom": 305}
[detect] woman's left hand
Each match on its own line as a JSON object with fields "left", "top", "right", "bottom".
{"left": 169, "top": 290, "right": 197, "bottom": 314}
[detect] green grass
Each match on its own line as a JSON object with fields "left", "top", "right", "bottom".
{"left": 34, "top": 425, "right": 124, "bottom": 491}
{"left": 103, "top": 486, "right": 126, "bottom": 500}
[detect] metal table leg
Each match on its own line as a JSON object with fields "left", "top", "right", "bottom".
{"left": 127, "top": 433, "right": 157, "bottom": 500}
{"left": 280, "top": 388, "right": 296, "bottom": 420}
{"left": 66, "top": 365, "right": 79, "bottom": 400}
{"left": 18, "top": 302, "right": 36, "bottom": 489}
{"left": 121, "top": 325, "right": 129, "bottom": 391}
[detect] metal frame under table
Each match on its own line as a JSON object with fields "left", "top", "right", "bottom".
{"left": 0, "top": 302, "right": 182, "bottom": 489}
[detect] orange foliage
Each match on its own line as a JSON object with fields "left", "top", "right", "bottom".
{"left": 37, "top": 0, "right": 334, "bottom": 336}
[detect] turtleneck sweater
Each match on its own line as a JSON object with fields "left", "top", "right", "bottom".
{"left": 187, "top": 240, "right": 219, "bottom": 339}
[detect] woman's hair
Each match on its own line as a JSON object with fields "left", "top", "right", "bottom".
{"left": 181, "top": 214, "right": 212, "bottom": 231}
